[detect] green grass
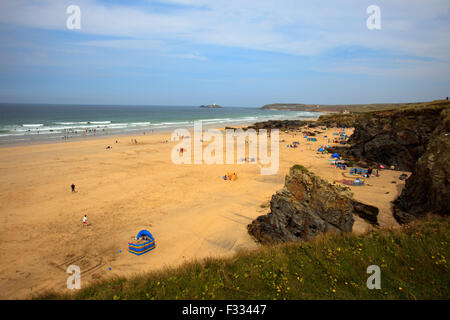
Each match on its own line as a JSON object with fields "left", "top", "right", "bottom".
{"left": 37, "top": 216, "right": 449, "bottom": 300}
{"left": 290, "top": 164, "right": 309, "bottom": 174}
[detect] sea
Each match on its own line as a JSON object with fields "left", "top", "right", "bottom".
{"left": 0, "top": 104, "right": 320, "bottom": 146}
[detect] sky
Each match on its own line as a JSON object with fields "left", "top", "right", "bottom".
{"left": 0, "top": 0, "right": 449, "bottom": 107}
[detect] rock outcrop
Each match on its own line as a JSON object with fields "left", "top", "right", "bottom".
{"left": 316, "top": 113, "right": 359, "bottom": 128}
{"left": 247, "top": 120, "right": 310, "bottom": 131}
{"left": 246, "top": 114, "right": 358, "bottom": 132}
{"left": 351, "top": 200, "right": 379, "bottom": 225}
{"left": 247, "top": 165, "right": 376, "bottom": 244}
{"left": 393, "top": 107, "right": 450, "bottom": 223}
{"left": 345, "top": 102, "right": 448, "bottom": 171}
{"left": 200, "top": 104, "right": 222, "bottom": 108}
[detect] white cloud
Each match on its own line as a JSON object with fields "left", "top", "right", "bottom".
{"left": 0, "top": 0, "right": 449, "bottom": 69}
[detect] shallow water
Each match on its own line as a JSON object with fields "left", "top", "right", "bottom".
{"left": 0, "top": 104, "right": 320, "bottom": 145}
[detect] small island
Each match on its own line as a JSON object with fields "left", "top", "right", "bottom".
{"left": 200, "top": 103, "right": 223, "bottom": 108}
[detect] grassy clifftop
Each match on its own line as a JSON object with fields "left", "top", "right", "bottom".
{"left": 262, "top": 99, "right": 449, "bottom": 114}
{"left": 37, "top": 216, "right": 449, "bottom": 300}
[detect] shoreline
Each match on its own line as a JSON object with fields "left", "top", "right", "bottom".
{"left": 0, "top": 116, "right": 322, "bottom": 149}
{"left": 0, "top": 121, "right": 253, "bottom": 149}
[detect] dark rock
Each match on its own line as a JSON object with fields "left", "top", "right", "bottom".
{"left": 344, "top": 102, "right": 448, "bottom": 171}
{"left": 247, "top": 120, "right": 309, "bottom": 131}
{"left": 200, "top": 104, "right": 222, "bottom": 108}
{"left": 393, "top": 106, "right": 450, "bottom": 223}
{"left": 244, "top": 113, "right": 358, "bottom": 132}
{"left": 351, "top": 200, "right": 379, "bottom": 225}
{"left": 247, "top": 165, "right": 357, "bottom": 244}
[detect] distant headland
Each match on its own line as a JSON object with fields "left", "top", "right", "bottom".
{"left": 200, "top": 104, "right": 223, "bottom": 108}
{"left": 261, "top": 102, "right": 421, "bottom": 113}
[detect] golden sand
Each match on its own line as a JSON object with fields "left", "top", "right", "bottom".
{"left": 0, "top": 126, "right": 409, "bottom": 299}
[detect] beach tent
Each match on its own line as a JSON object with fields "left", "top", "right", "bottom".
{"left": 331, "top": 153, "right": 340, "bottom": 159}
{"left": 318, "top": 147, "right": 324, "bottom": 152}
{"left": 129, "top": 230, "right": 156, "bottom": 255}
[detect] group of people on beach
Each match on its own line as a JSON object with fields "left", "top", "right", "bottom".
{"left": 223, "top": 172, "right": 238, "bottom": 181}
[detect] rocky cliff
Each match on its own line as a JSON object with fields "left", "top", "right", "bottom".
{"left": 393, "top": 107, "right": 450, "bottom": 223}
{"left": 345, "top": 102, "right": 448, "bottom": 171}
{"left": 247, "top": 165, "right": 378, "bottom": 244}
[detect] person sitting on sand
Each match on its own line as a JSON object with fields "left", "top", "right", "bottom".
{"left": 140, "top": 234, "right": 149, "bottom": 241}
{"left": 71, "top": 184, "right": 76, "bottom": 193}
{"left": 82, "top": 215, "right": 87, "bottom": 226}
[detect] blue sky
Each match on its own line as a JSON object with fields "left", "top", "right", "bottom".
{"left": 0, "top": 0, "right": 449, "bottom": 107}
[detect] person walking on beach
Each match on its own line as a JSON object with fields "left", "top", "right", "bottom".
{"left": 82, "top": 215, "right": 88, "bottom": 226}
{"left": 71, "top": 184, "right": 76, "bottom": 193}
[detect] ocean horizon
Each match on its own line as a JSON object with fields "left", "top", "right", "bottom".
{"left": 0, "top": 103, "right": 320, "bottom": 145}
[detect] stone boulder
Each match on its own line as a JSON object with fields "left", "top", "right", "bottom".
{"left": 247, "top": 165, "right": 357, "bottom": 244}
{"left": 351, "top": 200, "right": 379, "bottom": 225}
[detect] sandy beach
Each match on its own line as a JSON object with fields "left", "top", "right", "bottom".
{"left": 0, "top": 125, "right": 410, "bottom": 299}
